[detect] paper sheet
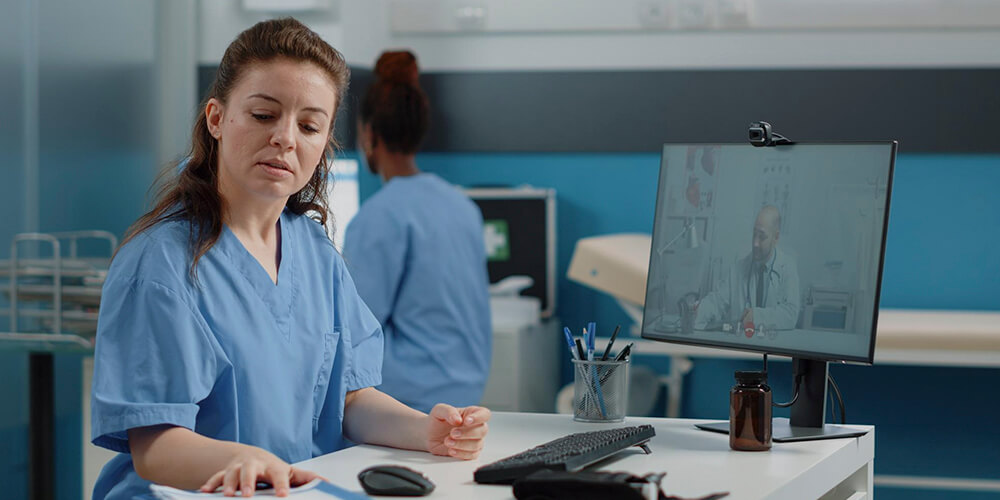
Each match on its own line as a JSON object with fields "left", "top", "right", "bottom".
{"left": 150, "top": 478, "right": 369, "bottom": 499}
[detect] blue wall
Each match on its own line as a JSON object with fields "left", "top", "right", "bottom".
{"left": 879, "top": 155, "right": 1000, "bottom": 310}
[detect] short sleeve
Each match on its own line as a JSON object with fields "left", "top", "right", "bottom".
{"left": 343, "top": 210, "right": 407, "bottom": 327}
{"left": 90, "top": 277, "right": 220, "bottom": 453}
{"left": 335, "top": 261, "right": 384, "bottom": 392}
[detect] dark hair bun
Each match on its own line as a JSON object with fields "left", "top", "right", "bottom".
{"left": 374, "top": 50, "right": 420, "bottom": 87}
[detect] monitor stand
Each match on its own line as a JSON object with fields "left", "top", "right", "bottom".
{"left": 695, "top": 358, "right": 869, "bottom": 442}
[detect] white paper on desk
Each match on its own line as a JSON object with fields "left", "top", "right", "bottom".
{"left": 150, "top": 478, "right": 368, "bottom": 499}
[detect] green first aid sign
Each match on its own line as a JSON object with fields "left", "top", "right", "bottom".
{"left": 483, "top": 220, "right": 509, "bottom": 262}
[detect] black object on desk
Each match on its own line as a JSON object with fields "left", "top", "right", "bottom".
{"left": 473, "top": 425, "right": 655, "bottom": 485}
{"left": 512, "top": 469, "right": 730, "bottom": 500}
{"left": 358, "top": 465, "right": 435, "bottom": 496}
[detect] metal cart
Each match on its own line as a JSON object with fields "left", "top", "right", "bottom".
{"left": 1, "top": 230, "right": 116, "bottom": 500}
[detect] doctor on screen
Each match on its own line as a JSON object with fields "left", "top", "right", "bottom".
{"left": 695, "top": 205, "right": 801, "bottom": 331}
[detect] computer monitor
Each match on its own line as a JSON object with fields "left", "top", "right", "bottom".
{"left": 641, "top": 142, "right": 896, "bottom": 440}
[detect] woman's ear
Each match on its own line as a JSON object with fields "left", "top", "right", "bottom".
{"left": 205, "top": 98, "right": 224, "bottom": 139}
{"left": 360, "top": 122, "right": 377, "bottom": 153}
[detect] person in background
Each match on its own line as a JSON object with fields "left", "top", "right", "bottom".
{"left": 344, "top": 51, "right": 492, "bottom": 413}
{"left": 695, "top": 205, "right": 801, "bottom": 331}
{"left": 90, "top": 20, "right": 489, "bottom": 500}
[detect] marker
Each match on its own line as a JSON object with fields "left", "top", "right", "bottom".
{"left": 562, "top": 327, "right": 579, "bottom": 360}
{"left": 601, "top": 325, "right": 622, "bottom": 361}
{"left": 575, "top": 338, "right": 586, "bottom": 361}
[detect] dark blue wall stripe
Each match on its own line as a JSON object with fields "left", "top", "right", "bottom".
{"left": 201, "top": 66, "right": 1000, "bottom": 153}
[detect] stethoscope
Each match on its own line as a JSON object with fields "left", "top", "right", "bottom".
{"left": 745, "top": 250, "right": 781, "bottom": 309}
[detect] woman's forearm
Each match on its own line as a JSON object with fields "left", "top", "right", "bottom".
{"left": 342, "top": 387, "right": 429, "bottom": 452}
{"left": 128, "top": 425, "right": 255, "bottom": 489}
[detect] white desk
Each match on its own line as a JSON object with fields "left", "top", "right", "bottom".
{"left": 297, "top": 412, "right": 874, "bottom": 500}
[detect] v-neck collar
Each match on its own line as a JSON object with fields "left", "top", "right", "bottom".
{"left": 221, "top": 210, "right": 298, "bottom": 341}
{"left": 223, "top": 211, "right": 290, "bottom": 285}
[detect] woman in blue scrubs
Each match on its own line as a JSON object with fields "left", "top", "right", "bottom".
{"left": 90, "top": 19, "right": 490, "bottom": 500}
{"left": 344, "top": 51, "right": 492, "bottom": 413}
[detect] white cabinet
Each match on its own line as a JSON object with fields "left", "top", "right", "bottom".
{"left": 481, "top": 319, "right": 561, "bottom": 413}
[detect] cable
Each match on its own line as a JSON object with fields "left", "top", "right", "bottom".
{"left": 763, "top": 353, "right": 801, "bottom": 408}
{"left": 769, "top": 133, "right": 794, "bottom": 146}
{"left": 772, "top": 375, "right": 800, "bottom": 408}
{"left": 828, "top": 374, "right": 846, "bottom": 424}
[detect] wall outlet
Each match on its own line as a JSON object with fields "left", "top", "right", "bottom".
{"left": 717, "top": 0, "right": 753, "bottom": 28}
{"left": 637, "top": 1, "right": 671, "bottom": 29}
{"left": 676, "top": 0, "right": 713, "bottom": 29}
{"left": 455, "top": 5, "right": 487, "bottom": 30}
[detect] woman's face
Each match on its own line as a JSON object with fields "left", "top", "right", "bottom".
{"left": 206, "top": 57, "right": 338, "bottom": 205}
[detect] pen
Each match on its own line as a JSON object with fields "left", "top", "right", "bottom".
{"left": 592, "top": 368, "right": 608, "bottom": 418}
{"left": 601, "top": 342, "right": 635, "bottom": 385}
{"left": 562, "top": 327, "right": 579, "bottom": 360}
{"left": 586, "top": 322, "right": 596, "bottom": 361}
{"left": 585, "top": 321, "right": 606, "bottom": 416}
{"left": 573, "top": 336, "right": 599, "bottom": 415}
{"left": 615, "top": 342, "right": 634, "bottom": 362}
{"left": 601, "top": 325, "right": 621, "bottom": 361}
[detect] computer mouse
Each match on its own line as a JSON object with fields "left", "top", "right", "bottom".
{"left": 357, "top": 464, "right": 436, "bottom": 496}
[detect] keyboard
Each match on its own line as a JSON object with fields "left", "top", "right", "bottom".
{"left": 473, "top": 425, "right": 656, "bottom": 485}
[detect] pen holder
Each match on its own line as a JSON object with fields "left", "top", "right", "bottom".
{"left": 571, "top": 358, "right": 629, "bottom": 423}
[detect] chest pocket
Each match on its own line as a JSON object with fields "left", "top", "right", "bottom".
{"left": 312, "top": 328, "right": 341, "bottom": 421}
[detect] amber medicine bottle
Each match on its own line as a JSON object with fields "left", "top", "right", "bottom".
{"left": 730, "top": 370, "right": 772, "bottom": 451}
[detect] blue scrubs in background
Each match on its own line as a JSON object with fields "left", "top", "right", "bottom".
{"left": 344, "top": 173, "right": 491, "bottom": 413}
{"left": 90, "top": 210, "right": 383, "bottom": 500}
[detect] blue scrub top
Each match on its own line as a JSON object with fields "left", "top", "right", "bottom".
{"left": 90, "top": 210, "right": 383, "bottom": 500}
{"left": 344, "top": 173, "right": 491, "bottom": 413}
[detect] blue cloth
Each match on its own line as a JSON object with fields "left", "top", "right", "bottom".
{"left": 90, "top": 210, "right": 383, "bottom": 500}
{"left": 344, "top": 173, "right": 491, "bottom": 413}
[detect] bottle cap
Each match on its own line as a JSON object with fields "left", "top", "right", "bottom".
{"left": 734, "top": 370, "right": 766, "bottom": 385}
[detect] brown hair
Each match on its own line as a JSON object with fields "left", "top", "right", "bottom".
{"left": 121, "top": 18, "right": 349, "bottom": 279}
{"left": 359, "top": 50, "right": 429, "bottom": 154}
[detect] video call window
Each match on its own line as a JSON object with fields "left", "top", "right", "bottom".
{"left": 642, "top": 143, "right": 895, "bottom": 363}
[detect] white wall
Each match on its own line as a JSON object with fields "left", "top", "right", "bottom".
{"left": 198, "top": 0, "right": 1000, "bottom": 70}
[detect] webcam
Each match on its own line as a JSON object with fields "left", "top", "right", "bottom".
{"left": 748, "top": 121, "right": 793, "bottom": 147}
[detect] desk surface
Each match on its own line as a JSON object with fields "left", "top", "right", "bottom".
{"left": 298, "top": 412, "right": 874, "bottom": 500}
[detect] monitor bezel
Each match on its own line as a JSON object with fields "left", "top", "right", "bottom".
{"left": 639, "top": 141, "right": 898, "bottom": 365}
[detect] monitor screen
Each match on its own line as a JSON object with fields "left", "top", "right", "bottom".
{"left": 641, "top": 143, "right": 896, "bottom": 364}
